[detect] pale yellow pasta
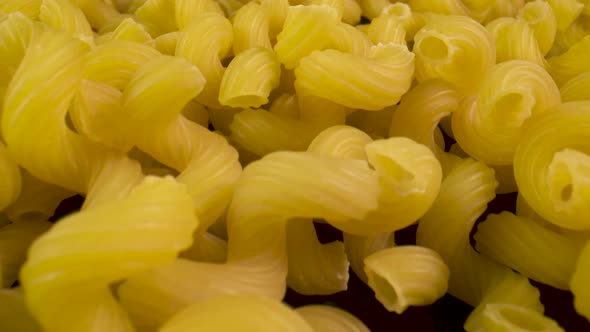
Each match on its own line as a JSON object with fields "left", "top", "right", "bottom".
{"left": 368, "top": 13, "right": 407, "bottom": 46}
{"left": 181, "top": 99, "right": 209, "bottom": 128}
{"left": 381, "top": 3, "right": 422, "bottom": 41}
{"left": 452, "top": 60, "right": 560, "bottom": 165}
{"left": 549, "top": 16, "right": 590, "bottom": 56}
{"left": 216, "top": 0, "right": 244, "bottom": 16}
{"left": 296, "top": 305, "right": 370, "bottom": 332}
{"left": 0, "top": 141, "right": 21, "bottom": 211}
{"left": 560, "top": 71, "right": 590, "bottom": 101}
{"left": 358, "top": 0, "right": 392, "bottom": 19}
{"left": 134, "top": 0, "right": 176, "bottom": 35}
{"left": 475, "top": 211, "right": 584, "bottom": 290}
{"left": 180, "top": 231, "right": 228, "bottom": 263}
{"left": 517, "top": 0, "right": 557, "bottom": 55}
{"left": 259, "top": 0, "right": 289, "bottom": 40}
{"left": 413, "top": 14, "right": 495, "bottom": 96}
{"left": 514, "top": 101, "right": 590, "bottom": 229}
{"left": 364, "top": 246, "right": 449, "bottom": 314}
{"left": 108, "top": 17, "right": 153, "bottom": 45}
{"left": 548, "top": 35, "right": 590, "bottom": 86}
{"left": 296, "top": 94, "right": 349, "bottom": 132}
{"left": 176, "top": 12, "right": 233, "bottom": 109}
{"left": 159, "top": 295, "right": 314, "bottom": 332}
{"left": 490, "top": 164, "right": 518, "bottom": 194}
{"left": 571, "top": 239, "right": 590, "bottom": 320}
{"left": 344, "top": 232, "right": 395, "bottom": 283}
{"left": 486, "top": 18, "right": 546, "bottom": 67}
{"left": 473, "top": 303, "right": 565, "bottom": 332}
{"left": 0, "top": 289, "right": 42, "bottom": 332}
{"left": 408, "top": 0, "right": 490, "bottom": 23}
{"left": 231, "top": 1, "right": 272, "bottom": 54}
{"left": 303, "top": 0, "right": 345, "bottom": 20}
{"left": 39, "top": 0, "right": 94, "bottom": 45}
{"left": 0, "top": 0, "right": 41, "bottom": 19}
{"left": 154, "top": 31, "right": 178, "bottom": 55}
{"left": 286, "top": 219, "right": 349, "bottom": 295}
{"left": 330, "top": 22, "right": 373, "bottom": 56}
{"left": 70, "top": 0, "right": 119, "bottom": 30}
{"left": 0, "top": 220, "right": 51, "bottom": 287}
{"left": 294, "top": 43, "right": 415, "bottom": 110}
{"left": 0, "top": 12, "right": 37, "bottom": 88}
{"left": 219, "top": 47, "right": 280, "bottom": 109}
{"left": 274, "top": 5, "right": 339, "bottom": 69}
{"left": 486, "top": 0, "right": 525, "bottom": 23}
{"left": 346, "top": 107, "right": 395, "bottom": 139}
{"left": 342, "top": 0, "right": 362, "bottom": 25}
{"left": 546, "top": 0, "right": 584, "bottom": 30}
{"left": 175, "top": 0, "right": 224, "bottom": 30}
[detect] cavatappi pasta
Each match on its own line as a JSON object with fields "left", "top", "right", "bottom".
{"left": 0, "top": 0, "right": 588, "bottom": 331}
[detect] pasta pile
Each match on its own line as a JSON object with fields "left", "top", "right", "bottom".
{"left": 0, "top": 0, "right": 589, "bottom": 331}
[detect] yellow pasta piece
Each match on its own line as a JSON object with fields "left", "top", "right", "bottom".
{"left": 0, "top": 12, "right": 37, "bottom": 87}
{"left": 294, "top": 43, "right": 414, "bottom": 110}
{"left": 364, "top": 246, "right": 449, "bottom": 314}
{"left": 274, "top": 5, "right": 339, "bottom": 69}
{"left": 341, "top": 0, "right": 361, "bottom": 25}
{"left": 70, "top": 0, "right": 119, "bottom": 30}
{"left": 0, "top": 289, "right": 42, "bottom": 332}
{"left": 259, "top": 0, "right": 289, "bottom": 40}
{"left": 347, "top": 107, "right": 395, "bottom": 139}
{"left": 517, "top": 0, "right": 557, "bottom": 55}
{"left": 307, "top": 125, "right": 373, "bottom": 160}
{"left": 231, "top": 2, "right": 272, "bottom": 54}
{"left": 486, "top": 0, "right": 525, "bottom": 23}
{"left": 286, "top": 219, "right": 349, "bottom": 295}
{"left": 344, "top": 232, "right": 395, "bottom": 283}
{"left": 408, "top": 0, "right": 490, "bottom": 23}
{"left": 181, "top": 99, "right": 209, "bottom": 128}
{"left": 154, "top": 31, "right": 178, "bottom": 55}
{"left": 134, "top": 0, "right": 176, "bottom": 36}
{"left": 491, "top": 164, "right": 518, "bottom": 194}
{"left": 453, "top": 60, "right": 560, "bottom": 165}
{"left": 475, "top": 212, "right": 584, "bottom": 290}
{"left": 0, "top": 219, "right": 51, "bottom": 287}
{"left": 330, "top": 22, "right": 374, "bottom": 56}
{"left": 546, "top": 0, "right": 584, "bottom": 30}
{"left": 84, "top": 40, "right": 161, "bottom": 90}
{"left": 0, "top": 141, "right": 21, "bottom": 211}
{"left": 0, "top": 0, "right": 41, "bottom": 19}
{"left": 358, "top": 0, "right": 392, "bottom": 19}
{"left": 176, "top": 12, "right": 233, "bottom": 109}
{"left": 108, "top": 17, "right": 153, "bottom": 45}
{"left": 486, "top": 18, "right": 546, "bottom": 67}
{"left": 571, "top": 240, "right": 590, "bottom": 320}
{"left": 39, "top": 0, "right": 93, "bottom": 46}
{"left": 303, "top": 0, "right": 345, "bottom": 20}
{"left": 381, "top": 3, "right": 421, "bottom": 42}
{"left": 548, "top": 35, "right": 590, "bottom": 86}
{"left": 560, "top": 71, "right": 590, "bottom": 101}
{"left": 413, "top": 14, "right": 495, "bottom": 96}
{"left": 474, "top": 303, "right": 565, "bottom": 332}
{"left": 219, "top": 48, "right": 280, "bottom": 109}
{"left": 296, "top": 305, "right": 370, "bottom": 332}
{"left": 368, "top": 13, "right": 407, "bottom": 46}
{"left": 175, "top": 0, "right": 224, "bottom": 30}
{"left": 179, "top": 231, "right": 227, "bottom": 263}
{"left": 514, "top": 101, "right": 590, "bottom": 230}
{"left": 159, "top": 295, "right": 314, "bottom": 332}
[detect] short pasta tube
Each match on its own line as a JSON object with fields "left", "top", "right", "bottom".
{"left": 546, "top": 0, "right": 584, "bottom": 31}
{"left": 486, "top": 18, "right": 546, "bottom": 67}
{"left": 514, "top": 101, "right": 590, "bottom": 230}
{"left": 408, "top": 0, "right": 490, "bottom": 23}
{"left": 344, "top": 232, "right": 395, "bottom": 283}
{"left": 413, "top": 14, "right": 495, "bottom": 96}
{"left": 560, "top": 71, "right": 590, "bottom": 101}
{"left": 548, "top": 35, "right": 590, "bottom": 86}
{"left": 517, "top": 0, "right": 557, "bottom": 55}
{"left": 0, "top": 0, "right": 41, "bottom": 19}
{"left": 364, "top": 246, "right": 449, "bottom": 314}
{"left": 39, "top": 0, "right": 94, "bottom": 46}
{"left": 472, "top": 303, "right": 565, "bottom": 332}
{"left": 453, "top": 60, "right": 560, "bottom": 166}
{"left": 296, "top": 305, "right": 370, "bottom": 332}
{"left": 231, "top": 1, "right": 272, "bottom": 54}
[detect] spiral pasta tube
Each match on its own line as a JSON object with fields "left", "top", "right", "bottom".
{"left": 560, "top": 71, "right": 590, "bottom": 101}
{"left": 408, "top": 0, "right": 490, "bottom": 23}
{"left": 548, "top": 35, "right": 590, "bottom": 86}
{"left": 344, "top": 232, "right": 395, "bottom": 283}
{"left": 514, "top": 101, "right": 590, "bottom": 230}
{"left": 294, "top": 43, "right": 415, "bottom": 110}
{"left": 296, "top": 305, "right": 370, "bottom": 332}
{"left": 472, "top": 303, "right": 565, "bottom": 332}
{"left": 259, "top": 0, "right": 289, "bottom": 40}
{"left": 517, "top": 0, "right": 557, "bottom": 56}
{"left": 105, "top": 17, "right": 153, "bottom": 45}
{"left": 413, "top": 14, "right": 495, "bottom": 96}
{"left": 175, "top": 0, "right": 224, "bottom": 30}
{"left": 0, "top": 11, "right": 37, "bottom": 89}
{"left": 39, "top": 0, "right": 94, "bottom": 45}
{"left": 571, "top": 240, "right": 590, "bottom": 321}
{"left": 452, "top": 60, "right": 560, "bottom": 166}
{"left": 231, "top": 1, "right": 272, "bottom": 54}
{"left": 486, "top": 17, "right": 546, "bottom": 67}
{"left": 368, "top": 12, "right": 407, "bottom": 46}
{"left": 364, "top": 246, "right": 450, "bottom": 314}
{"left": 546, "top": 0, "right": 584, "bottom": 31}
{"left": 0, "top": 0, "right": 41, "bottom": 19}
{"left": 475, "top": 212, "right": 584, "bottom": 290}
{"left": 154, "top": 31, "right": 178, "bottom": 54}
{"left": 159, "top": 294, "right": 314, "bottom": 332}
{"left": 134, "top": 0, "right": 176, "bottom": 36}
{"left": 0, "top": 141, "right": 21, "bottom": 211}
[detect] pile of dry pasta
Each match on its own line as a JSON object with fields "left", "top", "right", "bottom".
{"left": 1, "top": 0, "right": 590, "bottom": 330}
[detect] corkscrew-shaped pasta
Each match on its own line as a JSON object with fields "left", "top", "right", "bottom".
{"left": 514, "top": 101, "right": 590, "bottom": 230}
{"left": 231, "top": 1, "right": 272, "bottom": 54}
{"left": 408, "top": 0, "right": 490, "bottom": 23}
{"left": 560, "top": 71, "right": 590, "bottom": 101}
{"left": 39, "top": 0, "right": 94, "bottom": 45}
{"left": 294, "top": 43, "right": 415, "bottom": 110}
{"left": 134, "top": 0, "right": 177, "bottom": 35}
{"left": 0, "top": 142, "right": 21, "bottom": 211}
{"left": 368, "top": 12, "right": 407, "bottom": 46}
{"left": 413, "top": 14, "right": 495, "bottom": 96}
{"left": 344, "top": 232, "right": 395, "bottom": 283}
{"left": 0, "top": 12, "right": 37, "bottom": 89}
{"left": 453, "top": 60, "right": 560, "bottom": 166}
{"left": 546, "top": 0, "right": 584, "bottom": 31}
{"left": 473, "top": 303, "right": 565, "bottom": 332}
{"left": 159, "top": 294, "right": 315, "bottom": 332}
{"left": 548, "top": 35, "right": 590, "bottom": 86}
{"left": 416, "top": 158, "right": 544, "bottom": 331}
{"left": 517, "top": 0, "right": 557, "bottom": 56}
{"left": 175, "top": 0, "right": 224, "bottom": 30}
{"left": 486, "top": 17, "right": 546, "bottom": 67}
{"left": 296, "top": 305, "right": 370, "bottom": 332}
{"left": 364, "top": 246, "right": 449, "bottom": 314}
{"left": 99, "top": 17, "right": 153, "bottom": 46}
{"left": 475, "top": 212, "right": 584, "bottom": 290}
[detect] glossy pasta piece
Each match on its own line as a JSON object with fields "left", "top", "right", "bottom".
{"left": 21, "top": 176, "right": 199, "bottom": 332}
{"left": 286, "top": 219, "right": 349, "bottom": 295}
{"left": 514, "top": 101, "right": 590, "bottom": 229}
{"left": 0, "top": 141, "right": 21, "bottom": 211}
{"left": 475, "top": 212, "right": 584, "bottom": 290}
{"left": 517, "top": 0, "right": 557, "bottom": 55}
{"left": 0, "top": 12, "right": 37, "bottom": 87}
{"left": 571, "top": 240, "right": 590, "bottom": 320}
{"left": 296, "top": 305, "right": 370, "bottom": 332}
{"left": 344, "top": 232, "right": 395, "bottom": 283}
{"left": 549, "top": 35, "right": 590, "bottom": 86}
{"left": 413, "top": 14, "right": 495, "bottom": 96}
{"left": 176, "top": 12, "right": 233, "bottom": 108}
{"left": 546, "top": 0, "right": 584, "bottom": 30}
{"left": 408, "top": 0, "right": 490, "bottom": 23}
{"left": 486, "top": 18, "right": 546, "bottom": 67}
{"left": 560, "top": 71, "right": 590, "bottom": 101}
{"left": 219, "top": 47, "right": 281, "bottom": 109}
{"left": 231, "top": 1, "right": 272, "bottom": 54}
{"left": 0, "top": 220, "right": 51, "bottom": 287}
{"left": 39, "top": 0, "right": 94, "bottom": 45}
{"left": 175, "top": 0, "right": 224, "bottom": 30}
{"left": 0, "top": 289, "right": 42, "bottom": 332}
{"left": 364, "top": 246, "right": 449, "bottom": 314}
{"left": 471, "top": 303, "right": 565, "bottom": 332}
{"left": 453, "top": 60, "right": 560, "bottom": 165}
{"left": 159, "top": 295, "right": 314, "bottom": 332}
{"left": 294, "top": 43, "right": 415, "bottom": 110}
{"left": 274, "top": 5, "right": 339, "bottom": 69}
